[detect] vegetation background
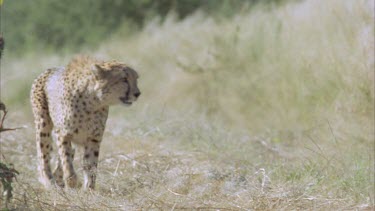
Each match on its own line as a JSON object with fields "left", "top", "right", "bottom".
{"left": 0, "top": 0, "right": 374, "bottom": 210}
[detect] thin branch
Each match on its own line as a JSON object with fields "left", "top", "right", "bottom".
{"left": 0, "top": 110, "right": 22, "bottom": 133}
{"left": 326, "top": 119, "right": 338, "bottom": 144}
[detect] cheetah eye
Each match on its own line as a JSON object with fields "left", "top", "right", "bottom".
{"left": 123, "top": 78, "right": 128, "bottom": 83}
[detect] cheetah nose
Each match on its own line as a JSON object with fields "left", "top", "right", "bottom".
{"left": 134, "top": 92, "right": 141, "bottom": 98}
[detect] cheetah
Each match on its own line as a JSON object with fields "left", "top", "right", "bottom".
{"left": 30, "top": 56, "right": 140, "bottom": 190}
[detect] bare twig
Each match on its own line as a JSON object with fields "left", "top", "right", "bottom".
{"left": 254, "top": 137, "right": 286, "bottom": 158}
{"left": 326, "top": 119, "right": 338, "bottom": 144}
{"left": 0, "top": 104, "right": 22, "bottom": 133}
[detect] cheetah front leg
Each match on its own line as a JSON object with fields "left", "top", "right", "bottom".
{"left": 56, "top": 134, "right": 78, "bottom": 188}
{"left": 83, "top": 138, "right": 101, "bottom": 190}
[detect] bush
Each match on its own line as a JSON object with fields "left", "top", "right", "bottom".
{"left": 0, "top": 0, "right": 291, "bottom": 55}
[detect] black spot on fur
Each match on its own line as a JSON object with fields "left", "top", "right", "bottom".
{"left": 94, "top": 151, "right": 99, "bottom": 157}
{"left": 91, "top": 139, "right": 99, "bottom": 143}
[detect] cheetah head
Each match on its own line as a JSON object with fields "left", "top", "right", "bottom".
{"left": 92, "top": 61, "right": 140, "bottom": 106}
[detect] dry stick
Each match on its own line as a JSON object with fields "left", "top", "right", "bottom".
{"left": 254, "top": 137, "right": 285, "bottom": 157}
{"left": 138, "top": 190, "right": 240, "bottom": 211}
{"left": 54, "top": 188, "right": 83, "bottom": 210}
{"left": 76, "top": 191, "right": 91, "bottom": 211}
{"left": 326, "top": 119, "right": 338, "bottom": 144}
{"left": 12, "top": 181, "right": 53, "bottom": 211}
{"left": 305, "top": 135, "right": 329, "bottom": 162}
{"left": 100, "top": 152, "right": 150, "bottom": 172}
{"left": 96, "top": 198, "right": 124, "bottom": 210}
{"left": 0, "top": 110, "right": 22, "bottom": 133}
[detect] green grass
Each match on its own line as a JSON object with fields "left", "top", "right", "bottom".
{"left": 0, "top": 0, "right": 374, "bottom": 209}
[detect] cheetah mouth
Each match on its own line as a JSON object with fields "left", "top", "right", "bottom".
{"left": 120, "top": 97, "right": 132, "bottom": 105}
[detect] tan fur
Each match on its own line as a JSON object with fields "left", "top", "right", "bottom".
{"left": 30, "top": 55, "right": 140, "bottom": 190}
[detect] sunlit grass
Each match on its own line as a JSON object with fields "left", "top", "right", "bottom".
{"left": 0, "top": 0, "right": 373, "bottom": 209}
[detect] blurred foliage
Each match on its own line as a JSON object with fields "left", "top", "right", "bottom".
{"left": 0, "top": 0, "right": 291, "bottom": 55}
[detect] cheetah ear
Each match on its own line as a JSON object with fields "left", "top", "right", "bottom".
{"left": 91, "top": 64, "right": 106, "bottom": 79}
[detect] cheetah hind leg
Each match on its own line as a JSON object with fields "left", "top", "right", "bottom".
{"left": 53, "top": 148, "right": 81, "bottom": 188}
{"left": 53, "top": 158, "right": 64, "bottom": 188}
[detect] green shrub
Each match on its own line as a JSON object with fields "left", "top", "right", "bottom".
{"left": 1, "top": 0, "right": 292, "bottom": 55}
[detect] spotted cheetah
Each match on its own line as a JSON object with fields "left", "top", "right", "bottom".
{"left": 30, "top": 56, "right": 140, "bottom": 190}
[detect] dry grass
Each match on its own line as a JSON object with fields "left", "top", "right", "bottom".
{"left": 0, "top": 0, "right": 374, "bottom": 210}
